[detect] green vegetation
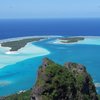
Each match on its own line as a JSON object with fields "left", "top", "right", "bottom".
{"left": 1, "top": 37, "right": 44, "bottom": 51}
{"left": 76, "top": 74, "right": 84, "bottom": 88}
{"left": 4, "top": 58, "right": 99, "bottom": 100}
{"left": 38, "top": 62, "right": 75, "bottom": 99}
{"left": 98, "top": 95, "right": 100, "bottom": 100}
{"left": 5, "top": 90, "right": 31, "bottom": 100}
{"left": 59, "top": 37, "right": 84, "bottom": 43}
{"left": 32, "top": 58, "right": 98, "bottom": 100}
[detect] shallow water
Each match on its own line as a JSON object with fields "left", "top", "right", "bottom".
{"left": 0, "top": 43, "right": 50, "bottom": 69}
{"left": 0, "top": 37, "right": 100, "bottom": 96}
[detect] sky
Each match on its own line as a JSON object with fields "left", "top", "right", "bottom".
{"left": 0, "top": 0, "right": 100, "bottom": 19}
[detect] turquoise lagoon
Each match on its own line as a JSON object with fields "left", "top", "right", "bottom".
{"left": 0, "top": 36, "right": 100, "bottom": 96}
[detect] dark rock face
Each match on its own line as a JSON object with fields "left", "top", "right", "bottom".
{"left": 64, "top": 62, "right": 86, "bottom": 74}
{"left": 65, "top": 62, "right": 98, "bottom": 100}
{"left": 31, "top": 58, "right": 98, "bottom": 100}
{"left": 0, "top": 97, "right": 5, "bottom": 100}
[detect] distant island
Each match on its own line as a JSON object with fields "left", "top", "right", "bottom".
{"left": 0, "top": 37, "right": 85, "bottom": 52}
{"left": 1, "top": 37, "right": 45, "bottom": 51}
{"left": 58, "top": 37, "right": 84, "bottom": 43}
{"left": 4, "top": 58, "right": 99, "bottom": 100}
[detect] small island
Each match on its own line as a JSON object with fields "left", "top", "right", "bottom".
{"left": 4, "top": 58, "right": 99, "bottom": 100}
{"left": 59, "top": 37, "right": 84, "bottom": 43}
{"left": 1, "top": 37, "right": 44, "bottom": 51}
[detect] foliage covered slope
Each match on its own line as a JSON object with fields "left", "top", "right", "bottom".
{"left": 4, "top": 58, "right": 98, "bottom": 100}
{"left": 31, "top": 58, "right": 98, "bottom": 100}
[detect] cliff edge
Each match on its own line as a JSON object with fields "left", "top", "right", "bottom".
{"left": 4, "top": 58, "right": 99, "bottom": 100}
{"left": 31, "top": 58, "right": 98, "bottom": 100}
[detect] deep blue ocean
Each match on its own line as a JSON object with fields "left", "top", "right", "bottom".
{"left": 0, "top": 19, "right": 100, "bottom": 96}
{"left": 0, "top": 19, "right": 100, "bottom": 39}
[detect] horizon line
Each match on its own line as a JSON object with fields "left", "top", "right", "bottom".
{"left": 0, "top": 17, "right": 100, "bottom": 20}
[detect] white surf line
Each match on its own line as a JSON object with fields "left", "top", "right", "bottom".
{"left": 0, "top": 35, "right": 63, "bottom": 43}
{"left": 0, "top": 43, "right": 50, "bottom": 69}
{"left": 51, "top": 36, "right": 100, "bottom": 45}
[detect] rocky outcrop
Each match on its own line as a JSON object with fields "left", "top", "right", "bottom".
{"left": 4, "top": 58, "right": 98, "bottom": 100}
{"left": 64, "top": 62, "right": 98, "bottom": 100}
{"left": 31, "top": 58, "right": 98, "bottom": 100}
{"left": 0, "top": 97, "right": 5, "bottom": 100}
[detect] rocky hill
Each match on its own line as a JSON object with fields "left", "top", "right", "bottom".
{"left": 5, "top": 58, "right": 98, "bottom": 100}
{"left": 31, "top": 58, "right": 98, "bottom": 100}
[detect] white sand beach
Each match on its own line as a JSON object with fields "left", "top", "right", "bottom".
{"left": 52, "top": 36, "right": 100, "bottom": 45}
{"left": 0, "top": 35, "right": 62, "bottom": 43}
{"left": 0, "top": 43, "right": 50, "bottom": 69}
{"left": 0, "top": 35, "right": 64, "bottom": 69}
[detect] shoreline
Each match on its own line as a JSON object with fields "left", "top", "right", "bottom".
{"left": 0, "top": 37, "right": 45, "bottom": 51}
{"left": 0, "top": 35, "right": 100, "bottom": 44}
{"left": 0, "top": 35, "right": 63, "bottom": 51}
{"left": 0, "top": 35, "right": 62, "bottom": 43}
{"left": 0, "top": 35, "right": 100, "bottom": 96}
{"left": 0, "top": 42, "right": 50, "bottom": 69}
{"left": 52, "top": 36, "right": 100, "bottom": 45}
